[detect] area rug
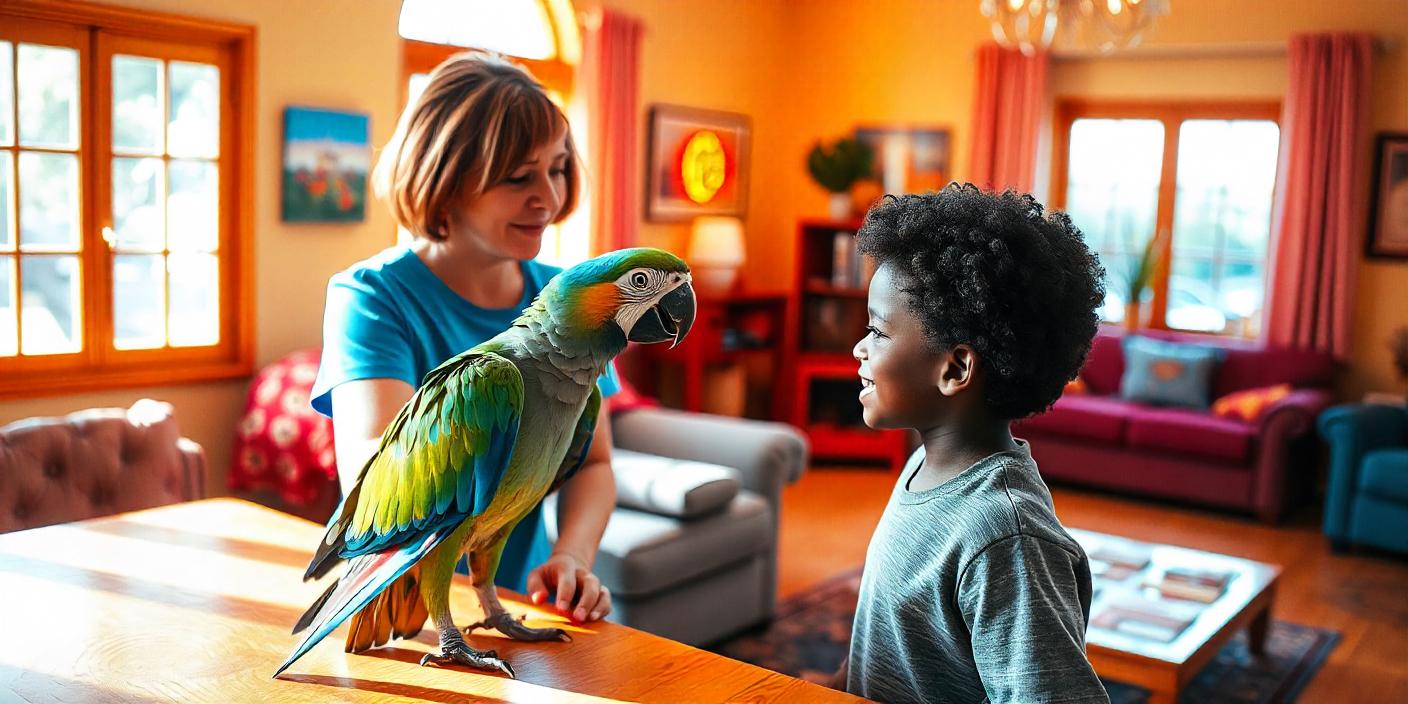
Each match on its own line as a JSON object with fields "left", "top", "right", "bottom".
{"left": 711, "top": 567, "right": 1338, "bottom": 703}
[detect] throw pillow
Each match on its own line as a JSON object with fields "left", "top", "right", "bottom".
{"left": 1064, "top": 377, "right": 1088, "bottom": 395}
{"left": 1212, "top": 384, "right": 1292, "bottom": 423}
{"left": 1119, "top": 336, "right": 1223, "bottom": 409}
{"left": 611, "top": 449, "right": 741, "bottom": 518}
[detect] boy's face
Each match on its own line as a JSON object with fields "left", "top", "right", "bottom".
{"left": 853, "top": 264, "right": 946, "bottom": 430}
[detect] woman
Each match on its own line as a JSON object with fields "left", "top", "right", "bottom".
{"left": 310, "top": 52, "right": 615, "bottom": 624}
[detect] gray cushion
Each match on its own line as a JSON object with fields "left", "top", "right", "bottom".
{"left": 590, "top": 491, "right": 771, "bottom": 597}
{"left": 611, "top": 449, "right": 741, "bottom": 518}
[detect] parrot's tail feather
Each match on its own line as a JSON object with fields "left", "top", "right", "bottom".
{"left": 292, "top": 581, "right": 337, "bottom": 635}
{"left": 274, "top": 530, "right": 445, "bottom": 679}
{"left": 344, "top": 566, "right": 427, "bottom": 653}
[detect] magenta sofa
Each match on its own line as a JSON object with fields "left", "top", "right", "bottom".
{"left": 1014, "top": 330, "right": 1334, "bottom": 522}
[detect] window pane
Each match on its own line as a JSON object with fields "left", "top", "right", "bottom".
{"left": 168, "top": 62, "right": 219, "bottom": 158}
{"left": 168, "top": 252, "right": 218, "bottom": 347}
{"left": 1170, "top": 120, "right": 1279, "bottom": 335}
{"left": 17, "top": 44, "right": 79, "bottom": 150}
{"left": 0, "top": 152, "right": 11, "bottom": 250}
{"left": 0, "top": 43, "right": 13, "bottom": 146}
{"left": 168, "top": 160, "right": 218, "bottom": 251}
{"left": 113, "top": 157, "right": 164, "bottom": 251}
{"left": 114, "top": 253, "right": 165, "bottom": 350}
{"left": 18, "top": 152, "right": 79, "bottom": 250}
{"left": 20, "top": 254, "right": 80, "bottom": 354}
{"left": 0, "top": 255, "right": 14, "bottom": 356}
{"left": 399, "top": 0, "right": 557, "bottom": 60}
{"left": 1167, "top": 258, "right": 1226, "bottom": 333}
{"left": 113, "top": 55, "right": 164, "bottom": 155}
{"left": 408, "top": 72, "right": 430, "bottom": 108}
{"left": 1063, "top": 118, "right": 1164, "bottom": 319}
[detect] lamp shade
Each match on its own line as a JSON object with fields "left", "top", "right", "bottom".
{"left": 688, "top": 216, "right": 745, "bottom": 268}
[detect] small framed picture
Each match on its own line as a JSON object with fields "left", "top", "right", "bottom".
{"left": 1368, "top": 132, "right": 1408, "bottom": 259}
{"left": 645, "top": 104, "right": 751, "bottom": 222}
{"left": 853, "top": 126, "right": 951, "bottom": 195}
{"left": 282, "top": 107, "right": 370, "bottom": 223}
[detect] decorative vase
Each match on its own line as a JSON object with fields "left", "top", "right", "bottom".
{"left": 1123, "top": 301, "right": 1141, "bottom": 331}
{"left": 828, "top": 192, "right": 851, "bottom": 220}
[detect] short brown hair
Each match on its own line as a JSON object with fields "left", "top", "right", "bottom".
{"left": 373, "top": 52, "right": 580, "bottom": 240}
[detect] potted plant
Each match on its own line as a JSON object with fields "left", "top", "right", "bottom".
{"left": 807, "top": 137, "right": 874, "bottom": 220}
{"left": 1122, "top": 230, "right": 1165, "bottom": 330}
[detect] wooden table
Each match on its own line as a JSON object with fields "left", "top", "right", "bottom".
{"left": 1072, "top": 529, "right": 1281, "bottom": 704}
{"left": 0, "top": 499, "right": 863, "bottom": 703}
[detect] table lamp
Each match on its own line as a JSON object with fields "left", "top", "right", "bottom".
{"left": 688, "top": 216, "right": 745, "bottom": 295}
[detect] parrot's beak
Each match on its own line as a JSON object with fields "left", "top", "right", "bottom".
{"left": 629, "top": 281, "right": 696, "bottom": 348}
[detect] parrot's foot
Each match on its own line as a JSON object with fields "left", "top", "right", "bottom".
{"left": 419, "top": 633, "right": 515, "bottom": 678}
{"left": 466, "top": 611, "right": 571, "bottom": 643}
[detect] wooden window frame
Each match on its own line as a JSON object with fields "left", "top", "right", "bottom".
{"left": 1050, "top": 99, "right": 1281, "bottom": 335}
{"left": 400, "top": 39, "right": 574, "bottom": 106}
{"left": 0, "top": 0, "right": 255, "bottom": 399}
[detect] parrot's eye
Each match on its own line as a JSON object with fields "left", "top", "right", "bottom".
{"left": 630, "top": 272, "right": 649, "bottom": 289}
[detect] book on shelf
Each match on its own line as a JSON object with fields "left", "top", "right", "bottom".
{"left": 1091, "top": 596, "right": 1204, "bottom": 644}
{"left": 1142, "top": 565, "right": 1234, "bottom": 604}
{"left": 828, "top": 231, "right": 877, "bottom": 290}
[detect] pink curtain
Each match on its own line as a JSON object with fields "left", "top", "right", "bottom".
{"left": 1266, "top": 33, "right": 1373, "bottom": 360}
{"left": 580, "top": 8, "right": 643, "bottom": 253}
{"left": 968, "top": 43, "right": 1048, "bottom": 193}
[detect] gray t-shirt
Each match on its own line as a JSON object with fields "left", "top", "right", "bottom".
{"left": 847, "top": 441, "right": 1109, "bottom": 704}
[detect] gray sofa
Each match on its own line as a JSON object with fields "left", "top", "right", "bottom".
{"left": 546, "top": 407, "right": 808, "bottom": 646}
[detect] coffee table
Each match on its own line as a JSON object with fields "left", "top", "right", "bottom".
{"left": 1070, "top": 529, "right": 1281, "bottom": 704}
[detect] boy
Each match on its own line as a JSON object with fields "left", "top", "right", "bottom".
{"left": 839, "top": 184, "right": 1110, "bottom": 703}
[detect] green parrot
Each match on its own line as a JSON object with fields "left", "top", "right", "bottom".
{"left": 275, "top": 247, "right": 696, "bottom": 679}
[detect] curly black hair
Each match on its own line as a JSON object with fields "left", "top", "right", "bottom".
{"left": 857, "top": 183, "right": 1106, "bottom": 420}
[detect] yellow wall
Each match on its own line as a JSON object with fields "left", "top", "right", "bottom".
{"left": 585, "top": 0, "right": 793, "bottom": 290}
{"left": 3, "top": 0, "right": 1405, "bottom": 492}
{"left": 0, "top": 0, "right": 405, "bottom": 491}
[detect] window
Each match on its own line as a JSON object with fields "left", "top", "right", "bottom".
{"left": 397, "top": 0, "right": 590, "bottom": 267}
{"left": 1053, "top": 101, "right": 1280, "bottom": 337}
{"left": 0, "top": 3, "right": 254, "bottom": 397}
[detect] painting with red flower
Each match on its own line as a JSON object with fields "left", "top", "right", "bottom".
{"left": 281, "top": 106, "right": 369, "bottom": 222}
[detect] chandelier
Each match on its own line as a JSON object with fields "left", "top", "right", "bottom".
{"left": 980, "top": 0, "right": 1171, "bottom": 55}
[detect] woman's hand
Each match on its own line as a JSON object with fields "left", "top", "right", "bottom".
{"left": 525, "top": 550, "right": 612, "bottom": 623}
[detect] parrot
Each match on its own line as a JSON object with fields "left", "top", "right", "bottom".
{"left": 274, "top": 247, "right": 696, "bottom": 679}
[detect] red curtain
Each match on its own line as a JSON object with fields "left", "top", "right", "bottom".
{"left": 580, "top": 8, "right": 643, "bottom": 253}
{"left": 1266, "top": 33, "right": 1374, "bottom": 360}
{"left": 968, "top": 43, "right": 1048, "bottom": 193}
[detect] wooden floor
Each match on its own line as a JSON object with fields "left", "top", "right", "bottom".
{"left": 776, "top": 467, "right": 1408, "bottom": 703}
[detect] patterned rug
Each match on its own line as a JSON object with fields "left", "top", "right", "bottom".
{"left": 711, "top": 567, "right": 1339, "bottom": 703}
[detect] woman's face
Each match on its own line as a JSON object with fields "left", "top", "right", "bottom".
{"left": 449, "top": 130, "right": 570, "bottom": 261}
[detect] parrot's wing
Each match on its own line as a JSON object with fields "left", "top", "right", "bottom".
{"left": 545, "top": 382, "right": 601, "bottom": 497}
{"left": 302, "top": 349, "right": 523, "bottom": 582}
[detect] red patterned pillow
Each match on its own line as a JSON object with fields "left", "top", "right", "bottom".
{"left": 1211, "top": 384, "right": 1292, "bottom": 423}
{"left": 228, "top": 348, "right": 337, "bottom": 506}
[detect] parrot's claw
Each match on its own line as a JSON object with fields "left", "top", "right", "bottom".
{"left": 467, "top": 611, "right": 571, "bottom": 643}
{"left": 419, "top": 641, "right": 515, "bottom": 678}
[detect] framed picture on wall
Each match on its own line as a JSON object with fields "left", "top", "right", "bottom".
{"left": 645, "top": 104, "right": 751, "bottom": 222}
{"left": 1369, "top": 132, "right": 1408, "bottom": 259}
{"left": 853, "top": 126, "right": 951, "bottom": 195}
{"left": 281, "top": 107, "right": 370, "bottom": 223}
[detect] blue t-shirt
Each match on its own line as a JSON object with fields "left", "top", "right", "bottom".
{"left": 311, "top": 245, "right": 620, "bottom": 593}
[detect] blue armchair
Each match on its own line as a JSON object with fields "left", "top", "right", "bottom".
{"left": 1318, "top": 403, "right": 1408, "bottom": 554}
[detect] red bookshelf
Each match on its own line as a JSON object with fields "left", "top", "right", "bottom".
{"left": 782, "top": 219, "right": 912, "bottom": 470}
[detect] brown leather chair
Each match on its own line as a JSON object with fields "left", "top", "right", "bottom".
{"left": 0, "top": 399, "right": 206, "bottom": 533}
